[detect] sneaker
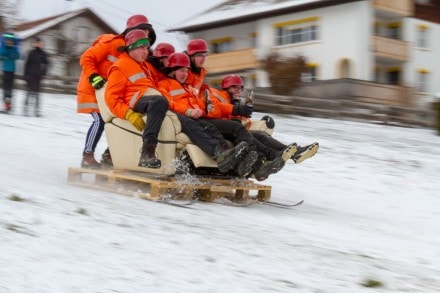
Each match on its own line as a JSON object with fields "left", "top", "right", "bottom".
{"left": 236, "top": 150, "right": 258, "bottom": 178}
{"left": 215, "top": 141, "right": 248, "bottom": 173}
{"left": 81, "top": 152, "right": 101, "bottom": 169}
{"left": 292, "top": 142, "right": 319, "bottom": 164}
{"left": 138, "top": 142, "right": 161, "bottom": 168}
{"left": 281, "top": 143, "right": 298, "bottom": 162}
{"left": 253, "top": 157, "right": 286, "bottom": 181}
{"left": 100, "top": 147, "right": 113, "bottom": 168}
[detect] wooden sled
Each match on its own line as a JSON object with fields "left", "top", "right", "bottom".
{"left": 67, "top": 167, "right": 271, "bottom": 204}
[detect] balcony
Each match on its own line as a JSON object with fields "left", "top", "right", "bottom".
{"left": 205, "top": 48, "right": 260, "bottom": 74}
{"left": 371, "top": 36, "right": 409, "bottom": 62}
{"left": 373, "top": 0, "right": 414, "bottom": 17}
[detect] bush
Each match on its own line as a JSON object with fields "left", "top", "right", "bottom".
{"left": 262, "top": 52, "right": 306, "bottom": 95}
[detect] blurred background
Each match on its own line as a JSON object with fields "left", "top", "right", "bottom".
{"left": 1, "top": 0, "right": 440, "bottom": 132}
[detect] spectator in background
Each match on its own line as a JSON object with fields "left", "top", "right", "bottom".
{"left": 0, "top": 31, "right": 20, "bottom": 113}
{"left": 23, "top": 37, "right": 49, "bottom": 117}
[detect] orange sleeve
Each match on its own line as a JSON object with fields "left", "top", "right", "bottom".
{"left": 105, "top": 67, "right": 130, "bottom": 119}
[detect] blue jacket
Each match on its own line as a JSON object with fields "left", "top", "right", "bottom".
{"left": 0, "top": 34, "right": 20, "bottom": 73}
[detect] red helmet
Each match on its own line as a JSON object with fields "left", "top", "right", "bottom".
{"left": 167, "top": 53, "right": 190, "bottom": 68}
{"left": 153, "top": 43, "right": 175, "bottom": 58}
{"left": 187, "top": 39, "right": 208, "bottom": 56}
{"left": 222, "top": 75, "right": 244, "bottom": 89}
{"left": 125, "top": 14, "right": 149, "bottom": 30}
{"left": 123, "top": 14, "right": 156, "bottom": 46}
{"left": 124, "top": 29, "right": 149, "bottom": 48}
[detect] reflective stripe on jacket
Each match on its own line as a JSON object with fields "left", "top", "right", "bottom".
{"left": 158, "top": 77, "right": 205, "bottom": 116}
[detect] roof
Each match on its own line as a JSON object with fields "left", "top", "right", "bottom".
{"left": 168, "top": 0, "right": 354, "bottom": 33}
{"left": 14, "top": 8, "right": 117, "bottom": 40}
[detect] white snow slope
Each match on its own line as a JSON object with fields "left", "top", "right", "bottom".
{"left": 1, "top": 91, "right": 439, "bottom": 292}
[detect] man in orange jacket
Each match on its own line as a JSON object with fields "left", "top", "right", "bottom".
{"left": 159, "top": 53, "right": 297, "bottom": 181}
{"left": 77, "top": 14, "right": 156, "bottom": 169}
{"left": 185, "top": 39, "right": 208, "bottom": 94}
{"left": 216, "top": 74, "right": 319, "bottom": 164}
{"left": 105, "top": 29, "right": 168, "bottom": 169}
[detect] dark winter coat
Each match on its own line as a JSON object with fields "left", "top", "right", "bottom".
{"left": 24, "top": 47, "right": 49, "bottom": 92}
{"left": 24, "top": 47, "right": 49, "bottom": 78}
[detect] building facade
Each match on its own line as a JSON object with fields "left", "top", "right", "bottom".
{"left": 170, "top": 0, "right": 440, "bottom": 109}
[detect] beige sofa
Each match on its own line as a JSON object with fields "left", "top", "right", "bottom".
{"left": 96, "top": 86, "right": 273, "bottom": 175}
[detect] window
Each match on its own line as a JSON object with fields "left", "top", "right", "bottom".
{"left": 416, "top": 24, "right": 429, "bottom": 48}
{"left": 210, "top": 37, "right": 233, "bottom": 53}
{"left": 302, "top": 64, "right": 318, "bottom": 82}
{"left": 416, "top": 70, "right": 429, "bottom": 92}
{"left": 387, "top": 22, "right": 401, "bottom": 40}
{"left": 274, "top": 17, "right": 319, "bottom": 46}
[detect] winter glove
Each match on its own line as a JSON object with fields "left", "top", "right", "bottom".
{"left": 125, "top": 109, "right": 145, "bottom": 131}
{"left": 88, "top": 73, "right": 106, "bottom": 90}
{"left": 261, "top": 115, "right": 275, "bottom": 129}
{"left": 232, "top": 104, "right": 253, "bottom": 118}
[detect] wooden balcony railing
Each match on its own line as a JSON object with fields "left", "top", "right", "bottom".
{"left": 373, "top": 0, "right": 414, "bottom": 16}
{"left": 205, "top": 48, "right": 260, "bottom": 74}
{"left": 371, "top": 36, "right": 409, "bottom": 61}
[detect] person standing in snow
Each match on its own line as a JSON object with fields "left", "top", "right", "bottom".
{"left": 0, "top": 31, "right": 20, "bottom": 113}
{"left": 23, "top": 37, "right": 49, "bottom": 117}
{"left": 76, "top": 14, "right": 156, "bottom": 169}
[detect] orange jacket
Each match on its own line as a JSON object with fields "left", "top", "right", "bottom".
{"left": 208, "top": 87, "right": 234, "bottom": 118}
{"left": 158, "top": 77, "right": 206, "bottom": 117}
{"left": 186, "top": 67, "right": 207, "bottom": 93}
{"left": 76, "top": 34, "right": 125, "bottom": 114}
{"left": 105, "top": 53, "right": 157, "bottom": 119}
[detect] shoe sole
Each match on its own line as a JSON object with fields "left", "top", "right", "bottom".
{"left": 281, "top": 143, "right": 298, "bottom": 162}
{"left": 293, "top": 142, "right": 319, "bottom": 164}
{"left": 236, "top": 150, "right": 258, "bottom": 177}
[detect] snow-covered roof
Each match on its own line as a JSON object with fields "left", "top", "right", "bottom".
{"left": 169, "top": 0, "right": 337, "bottom": 32}
{"left": 14, "top": 8, "right": 117, "bottom": 40}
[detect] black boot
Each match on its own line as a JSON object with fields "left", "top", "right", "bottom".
{"left": 236, "top": 150, "right": 258, "bottom": 178}
{"left": 138, "top": 142, "right": 161, "bottom": 168}
{"left": 253, "top": 156, "right": 285, "bottom": 181}
{"left": 214, "top": 141, "right": 248, "bottom": 173}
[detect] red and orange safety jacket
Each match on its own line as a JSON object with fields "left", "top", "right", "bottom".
{"left": 105, "top": 52, "right": 158, "bottom": 119}
{"left": 76, "top": 34, "right": 125, "bottom": 114}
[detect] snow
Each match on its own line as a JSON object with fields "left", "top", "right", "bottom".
{"left": 171, "top": 0, "right": 321, "bottom": 31}
{"left": 1, "top": 90, "right": 440, "bottom": 292}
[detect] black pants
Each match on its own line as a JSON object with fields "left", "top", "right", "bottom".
{"left": 134, "top": 95, "right": 168, "bottom": 145}
{"left": 176, "top": 113, "right": 224, "bottom": 157}
{"left": 251, "top": 130, "right": 287, "bottom": 152}
{"left": 2, "top": 71, "right": 15, "bottom": 102}
{"left": 201, "top": 119, "right": 279, "bottom": 160}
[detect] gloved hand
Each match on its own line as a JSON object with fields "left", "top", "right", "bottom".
{"left": 88, "top": 73, "right": 106, "bottom": 90}
{"left": 232, "top": 104, "right": 253, "bottom": 118}
{"left": 261, "top": 115, "right": 275, "bottom": 129}
{"left": 125, "top": 109, "right": 145, "bottom": 131}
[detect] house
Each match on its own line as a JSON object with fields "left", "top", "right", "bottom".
{"left": 169, "top": 0, "right": 440, "bottom": 110}
{"left": 12, "top": 8, "right": 117, "bottom": 80}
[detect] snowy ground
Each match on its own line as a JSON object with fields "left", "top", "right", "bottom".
{"left": 1, "top": 91, "right": 439, "bottom": 293}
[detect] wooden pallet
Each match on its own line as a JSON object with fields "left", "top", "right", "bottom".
{"left": 67, "top": 167, "right": 271, "bottom": 203}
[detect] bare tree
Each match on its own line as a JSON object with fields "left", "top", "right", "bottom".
{"left": 262, "top": 52, "right": 307, "bottom": 95}
{"left": 0, "top": 0, "right": 21, "bottom": 30}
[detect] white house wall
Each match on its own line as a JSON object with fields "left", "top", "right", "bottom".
{"left": 403, "top": 17, "right": 440, "bottom": 105}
